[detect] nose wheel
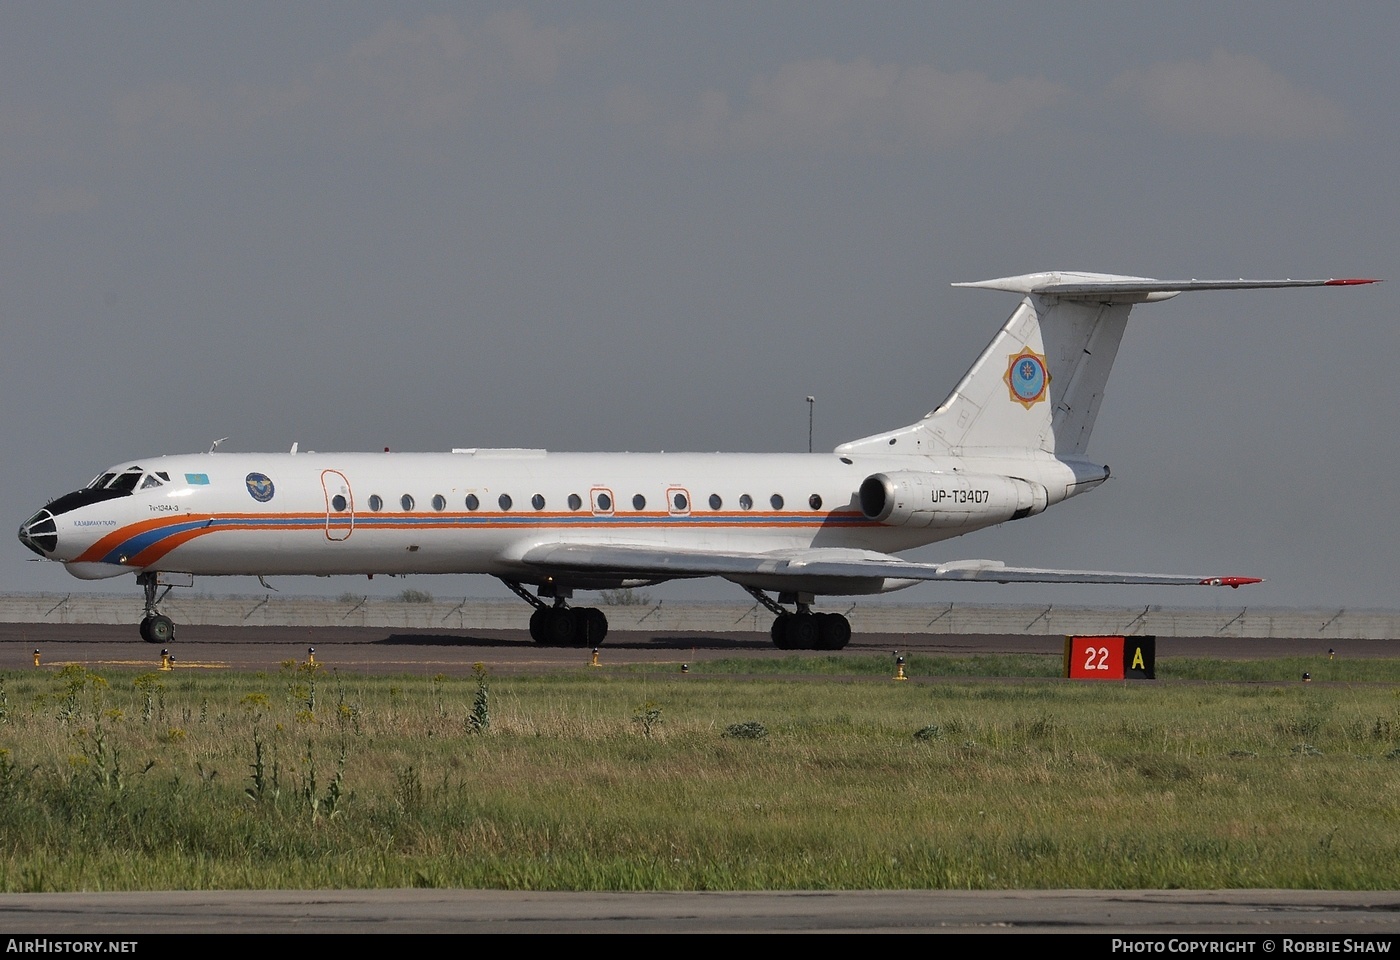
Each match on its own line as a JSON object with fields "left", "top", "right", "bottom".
{"left": 137, "top": 572, "right": 176, "bottom": 644}
{"left": 140, "top": 614, "right": 175, "bottom": 644}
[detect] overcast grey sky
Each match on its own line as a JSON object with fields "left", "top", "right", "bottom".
{"left": 4, "top": 3, "right": 1395, "bottom": 608}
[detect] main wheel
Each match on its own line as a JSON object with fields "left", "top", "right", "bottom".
{"left": 788, "top": 613, "right": 819, "bottom": 650}
{"left": 771, "top": 614, "right": 794, "bottom": 650}
{"left": 578, "top": 607, "right": 609, "bottom": 645}
{"left": 529, "top": 608, "right": 550, "bottom": 644}
{"left": 817, "top": 613, "right": 852, "bottom": 651}
{"left": 544, "top": 607, "right": 578, "bottom": 646}
{"left": 567, "top": 608, "right": 589, "bottom": 648}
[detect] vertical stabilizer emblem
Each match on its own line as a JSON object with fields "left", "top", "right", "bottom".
{"left": 1004, "top": 348, "right": 1050, "bottom": 408}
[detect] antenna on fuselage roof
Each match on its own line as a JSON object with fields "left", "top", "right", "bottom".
{"left": 208, "top": 437, "right": 229, "bottom": 454}
{"left": 290, "top": 442, "right": 299, "bottom": 454}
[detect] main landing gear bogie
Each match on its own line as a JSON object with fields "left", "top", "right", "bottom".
{"left": 501, "top": 578, "right": 610, "bottom": 648}
{"left": 744, "top": 586, "right": 852, "bottom": 651}
{"left": 770, "top": 611, "right": 851, "bottom": 651}
{"left": 528, "top": 605, "right": 609, "bottom": 647}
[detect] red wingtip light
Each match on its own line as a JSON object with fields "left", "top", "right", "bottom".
{"left": 1201, "top": 576, "right": 1264, "bottom": 588}
{"left": 1324, "top": 278, "right": 1381, "bottom": 285}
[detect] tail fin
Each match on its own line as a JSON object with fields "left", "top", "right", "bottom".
{"left": 836, "top": 272, "right": 1377, "bottom": 458}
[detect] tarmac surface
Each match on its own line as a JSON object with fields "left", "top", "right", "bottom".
{"left": 2, "top": 888, "right": 1400, "bottom": 935}
{"left": 4, "top": 620, "right": 1392, "bottom": 676}
{"left": 2, "top": 620, "right": 1397, "bottom": 935}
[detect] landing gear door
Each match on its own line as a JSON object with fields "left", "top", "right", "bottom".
{"left": 321, "top": 470, "right": 354, "bottom": 541}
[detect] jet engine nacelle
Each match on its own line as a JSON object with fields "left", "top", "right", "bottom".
{"left": 858, "top": 471, "right": 1048, "bottom": 529}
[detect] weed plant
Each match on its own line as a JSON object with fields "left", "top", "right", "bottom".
{"left": 0, "top": 660, "right": 1398, "bottom": 891}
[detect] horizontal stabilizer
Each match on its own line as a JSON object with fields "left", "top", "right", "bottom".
{"left": 954, "top": 272, "right": 1379, "bottom": 303}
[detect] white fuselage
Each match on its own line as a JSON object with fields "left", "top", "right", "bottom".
{"left": 37, "top": 448, "right": 1101, "bottom": 591}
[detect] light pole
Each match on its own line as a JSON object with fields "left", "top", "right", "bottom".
{"left": 806, "top": 396, "right": 815, "bottom": 453}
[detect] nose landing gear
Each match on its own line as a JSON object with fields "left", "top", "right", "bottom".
{"left": 137, "top": 572, "right": 177, "bottom": 644}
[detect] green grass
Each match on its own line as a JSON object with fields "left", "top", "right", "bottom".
{"left": 1158, "top": 656, "right": 1400, "bottom": 682}
{"left": 0, "top": 661, "right": 1398, "bottom": 891}
{"left": 689, "top": 652, "right": 1400, "bottom": 682}
{"left": 684, "top": 653, "right": 1063, "bottom": 677}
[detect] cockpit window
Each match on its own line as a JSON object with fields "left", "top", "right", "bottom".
{"left": 140, "top": 474, "right": 164, "bottom": 490}
{"left": 89, "top": 473, "right": 117, "bottom": 490}
{"left": 108, "top": 470, "right": 143, "bottom": 493}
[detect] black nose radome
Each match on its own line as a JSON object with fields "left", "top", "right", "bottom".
{"left": 18, "top": 510, "right": 57, "bottom": 556}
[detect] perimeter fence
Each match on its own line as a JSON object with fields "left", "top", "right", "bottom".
{"left": 3, "top": 593, "right": 1396, "bottom": 639}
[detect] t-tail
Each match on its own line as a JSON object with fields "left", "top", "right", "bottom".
{"left": 837, "top": 271, "right": 1378, "bottom": 458}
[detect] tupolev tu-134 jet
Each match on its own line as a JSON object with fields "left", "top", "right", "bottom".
{"left": 19, "top": 271, "right": 1377, "bottom": 649}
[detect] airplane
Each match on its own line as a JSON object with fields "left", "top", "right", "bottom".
{"left": 18, "top": 271, "right": 1376, "bottom": 649}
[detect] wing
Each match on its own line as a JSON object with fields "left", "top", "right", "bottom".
{"left": 519, "top": 543, "right": 1261, "bottom": 592}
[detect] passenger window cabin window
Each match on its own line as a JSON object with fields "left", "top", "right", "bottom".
{"left": 531, "top": 494, "right": 546, "bottom": 511}
{"left": 808, "top": 493, "right": 823, "bottom": 510}
{"left": 331, "top": 495, "right": 348, "bottom": 512}
{"left": 432, "top": 494, "right": 447, "bottom": 511}
{"left": 672, "top": 492, "right": 688, "bottom": 511}
{"left": 568, "top": 493, "right": 583, "bottom": 511}
{"left": 368, "top": 495, "right": 383, "bottom": 512}
{"left": 708, "top": 494, "right": 722, "bottom": 510}
{"left": 498, "top": 493, "right": 513, "bottom": 511}
{"left": 596, "top": 492, "right": 612, "bottom": 511}
{"left": 739, "top": 494, "right": 753, "bottom": 510}
{"left": 632, "top": 494, "right": 646, "bottom": 511}
{"left": 770, "top": 494, "right": 784, "bottom": 510}
{"left": 400, "top": 495, "right": 415, "bottom": 511}
{"left": 465, "top": 494, "right": 480, "bottom": 511}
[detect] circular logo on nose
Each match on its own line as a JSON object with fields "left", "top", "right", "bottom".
{"left": 245, "top": 473, "right": 275, "bottom": 502}
{"left": 1004, "top": 348, "right": 1050, "bottom": 408}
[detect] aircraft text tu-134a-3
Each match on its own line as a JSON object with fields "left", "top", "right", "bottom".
{"left": 19, "top": 271, "right": 1377, "bottom": 649}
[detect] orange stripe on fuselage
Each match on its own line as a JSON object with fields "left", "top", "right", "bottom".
{"left": 74, "top": 516, "right": 191, "bottom": 563}
{"left": 78, "top": 508, "right": 877, "bottom": 567}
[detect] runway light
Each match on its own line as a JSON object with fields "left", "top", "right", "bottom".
{"left": 893, "top": 654, "right": 909, "bottom": 682}
{"left": 589, "top": 647, "right": 601, "bottom": 668}
{"left": 32, "top": 649, "right": 40, "bottom": 668}
{"left": 1329, "top": 648, "right": 1336, "bottom": 661}
{"left": 307, "top": 646, "right": 316, "bottom": 667}
{"left": 160, "top": 648, "right": 172, "bottom": 672}
{"left": 1302, "top": 672, "right": 1311, "bottom": 682}
{"left": 681, "top": 663, "right": 689, "bottom": 674}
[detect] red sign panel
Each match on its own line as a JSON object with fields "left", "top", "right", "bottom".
{"left": 1065, "top": 635, "right": 1126, "bottom": 680}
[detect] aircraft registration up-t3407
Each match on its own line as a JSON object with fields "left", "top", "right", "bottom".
{"left": 19, "top": 271, "right": 1377, "bottom": 649}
